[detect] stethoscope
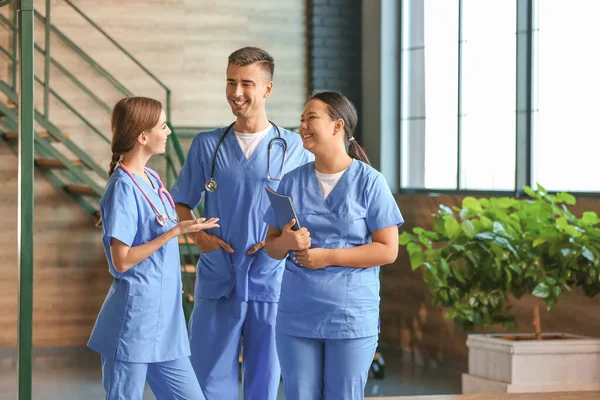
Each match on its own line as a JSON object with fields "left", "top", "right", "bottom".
{"left": 205, "top": 121, "right": 287, "bottom": 192}
{"left": 119, "top": 162, "right": 179, "bottom": 227}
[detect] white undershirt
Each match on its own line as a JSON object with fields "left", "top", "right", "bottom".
{"left": 315, "top": 160, "right": 353, "bottom": 199}
{"left": 235, "top": 125, "right": 271, "bottom": 159}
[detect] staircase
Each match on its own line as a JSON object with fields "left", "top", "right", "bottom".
{"left": 0, "top": 0, "right": 199, "bottom": 321}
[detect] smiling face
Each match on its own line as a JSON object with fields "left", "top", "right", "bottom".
{"left": 299, "top": 98, "right": 344, "bottom": 154}
{"left": 225, "top": 62, "right": 273, "bottom": 120}
{"left": 139, "top": 109, "right": 170, "bottom": 155}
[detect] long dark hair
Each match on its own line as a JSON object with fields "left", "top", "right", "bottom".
{"left": 308, "top": 91, "right": 370, "bottom": 165}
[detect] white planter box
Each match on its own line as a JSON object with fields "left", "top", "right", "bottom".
{"left": 462, "top": 333, "right": 600, "bottom": 394}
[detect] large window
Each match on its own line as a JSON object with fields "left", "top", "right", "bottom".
{"left": 421, "top": 0, "right": 459, "bottom": 189}
{"left": 400, "top": 0, "right": 598, "bottom": 193}
{"left": 401, "top": 0, "right": 516, "bottom": 191}
{"left": 401, "top": 0, "right": 458, "bottom": 190}
{"left": 534, "top": 0, "right": 600, "bottom": 192}
{"left": 460, "top": 0, "right": 516, "bottom": 190}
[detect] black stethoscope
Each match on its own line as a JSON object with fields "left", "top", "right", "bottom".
{"left": 205, "top": 121, "right": 287, "bottom": 192}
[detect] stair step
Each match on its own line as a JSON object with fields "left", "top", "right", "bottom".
{"left": 181, "top": 264, "right": 196, "bottom": 274}
{"left": 3, "top": 131, "right": 70, "bottom": 140}
{"left": 65, "top": 184, "right": 96, "bottom": 196}
{"left": 5, "top": 102, "right": 38, "bottom": 109}
{"left": 35, "top": 158, "right": 84, "bottom": 169}
{"left": 178, "top": 236, "right": 195, "bottom": 245}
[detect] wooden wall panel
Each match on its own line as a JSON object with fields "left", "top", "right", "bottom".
{"left": 380, "top": 194, "right": 600, "bottom": 362}
{"left": 0, "top": 1, "right": 307, "bottom": 348}
{"left": 32, "top": 0, "right": 307, "bottom": 173}
{"left": 0, "top": 140, "right": 111, "bottom": 347}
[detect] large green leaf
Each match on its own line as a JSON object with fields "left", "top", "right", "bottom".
{"left": 444, "top": 216, "right": 461, "bottom": 239}
{"left": 556, "top": 192, "right": 576, "bottom": 205}
{"left": 409, "top": 250, "right": 425, "bottom": 270}
{"left": 399, "top": 231, "right": 416, "bottom": 245}
{"left": 582, "top": 247, "right": 595, "bottom": 262}
{"left": 462, "top": 220, "right": 476, "bottom": 238}
{"left": 581, "top": 212, "right": 600, "bottom": 226}
{"left": 532, "top": 283, "right": 550, "bottom": 298}
{"left": 418, "top": 235, "right": 433, "bottom": 249}
{"left": 523, "top": 185, "right": 536, "bottom": 198}
{"left": 479, "top": 216, "right": 493, "bottom": 230}
{"left": 463, "top": 196, "right": 483, "bottom": 212}
{"left": 495, "top": 197, "right": 517, "bottom": 209}
{"left": 406, "top": 242, "right": 421, "bottom": 255}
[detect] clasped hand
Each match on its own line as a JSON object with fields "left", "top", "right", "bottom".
{"left": 279, "top": 219, "right": 311, "bottom": 251}
{"left": 280, "top": 220, "right": 328, "bottom": 270}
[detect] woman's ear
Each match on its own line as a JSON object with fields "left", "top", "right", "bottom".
{"left": 333, "top": 119, "right": 345, "bottom": 135}
{"left": 138, "top": 132, "right": 147, "bottom": 145}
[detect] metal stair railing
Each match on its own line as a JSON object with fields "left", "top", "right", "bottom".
{"left": 0, "top": 0, "right": 201, "bottom": 321}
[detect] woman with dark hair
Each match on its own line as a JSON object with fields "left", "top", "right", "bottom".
{"left": 88, "top": 96, "right": 217, "bottom": 399}
{"left": 263, "top": 91, "right": 404, "bottom": 400}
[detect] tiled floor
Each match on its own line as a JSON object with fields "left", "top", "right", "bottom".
{"left": 0, "top": 347, "right": 463, "bottom": 399}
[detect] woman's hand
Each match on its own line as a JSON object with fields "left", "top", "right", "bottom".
{"left": 294, "top": 248, "right": 329, "bottom": 270}
{"left": 175, "top": 217, "right": 220, "bottom": 236}
{"left": 279, "top": 219, "right": 311, "bottom": 251}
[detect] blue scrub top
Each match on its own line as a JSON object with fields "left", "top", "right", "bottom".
{"left": 171, "top": 126, "right": 313, "bottom": 302}
{"left": 88, "top": 167, "right": 190, "bottom": 363}
{"left": 263, "top": 161, "right": 404, "bottom": 339}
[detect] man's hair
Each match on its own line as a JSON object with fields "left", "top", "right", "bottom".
{"left": 228, "top": 46, "right": 275, "bottom": 80}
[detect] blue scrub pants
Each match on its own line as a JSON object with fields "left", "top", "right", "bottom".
{"left": 188, "top": 297, "right": 280, "bottom": 400}
{"left": 101, "top": 356, "right": 205, "bottom": 400}
{"left": 276, "top": 333, "right": 378, "bottom": 400}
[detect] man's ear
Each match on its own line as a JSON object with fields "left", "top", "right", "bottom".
{"left": 264, "top": 81, "right": 274, "bottom": 99}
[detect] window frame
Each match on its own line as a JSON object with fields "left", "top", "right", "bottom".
{"left": 397, "top": 0, "right": 600, "bottom": 197}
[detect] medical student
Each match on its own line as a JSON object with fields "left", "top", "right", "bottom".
{"left": 172, "top": 47, "right": 313, "bottom": 399}
{"left": 88, "top": 96, "right": 218, "bottom": 400}
{"left": 263, "top": 91, "right": 404, "bottom": 400}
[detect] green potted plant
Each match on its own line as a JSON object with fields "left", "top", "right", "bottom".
{"left": 399, "top": 185, "right": 600, "bottom": 394}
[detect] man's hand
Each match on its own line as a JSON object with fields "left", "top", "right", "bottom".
{"left": 194, "top": 230, "right": 234, "bottom": 253}
{"left": 247, "top": 241, "right": 265, "bottom": 255}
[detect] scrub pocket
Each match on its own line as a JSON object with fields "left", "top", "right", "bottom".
{"left": 121, "top": 294, "right": 160, "bottom": 340}
{"left": 197, "top": 248, "right": 234, "bottom": 289}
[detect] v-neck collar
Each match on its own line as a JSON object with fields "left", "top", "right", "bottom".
{"left": 310, "top": 159, "right": 356, "bottom": 202}
{"left": 226, "top": 124, "right": 275, "bottom": 167}
{"left": 119, "top": 167, "right": 159, "bottom": 196}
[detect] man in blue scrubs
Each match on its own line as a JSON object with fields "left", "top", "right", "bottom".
{"left": 172, "top": 47, "right": 312, "bottom": 400}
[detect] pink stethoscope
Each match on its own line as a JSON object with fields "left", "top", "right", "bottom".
{"left": 119, "top": 162, "right": 179, "bottom": 227}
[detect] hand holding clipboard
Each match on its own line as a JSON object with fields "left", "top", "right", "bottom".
{"left": 265, "top": 186, "right": 301, "bottom": 231}
{"left": 264, "top": 186, "right": 310, "bottom": 252}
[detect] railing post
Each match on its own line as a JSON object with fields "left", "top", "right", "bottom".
{"left": 166, "top": 89, "right": 171, "bottom": 123}
{"left": 44, "top": 0, "right": 50, "bottom": 117}
{"left": 18, "top": 1, "right": 35, "bottom": 399}
{"left": 166, "top": 92, "right": 172, "bottom": 188}
{"left": 11, "top": 1, "right": 17, "bottom": 89}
